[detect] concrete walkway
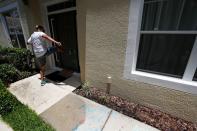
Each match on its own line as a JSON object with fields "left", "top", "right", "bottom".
{"left": 0, "top": 118, "right": 13, "bottom": 131}
{"left": 2, "top": 74, "right": 160, "bottom": 131}
{"left": 9, "top": 74, "right": 76, "bottom": 114}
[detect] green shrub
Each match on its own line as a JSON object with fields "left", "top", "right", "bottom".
{"left": 0, "top": 64, "right": 32, "bottom": 85}
{"left": 0, "top": 47, "right": 34, "bottom": 71}
{"left": 0, "top": 64, "right": 20, "bottom": 84}
{"left": 0, "top": 80, "right": 20, "bottom": 115}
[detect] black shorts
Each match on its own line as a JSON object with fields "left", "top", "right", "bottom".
{"left": 36, "top": 54, "right": 47, "bottom": 68}
{"left": 36, "top": 47, "right": 57, "bottom": 68}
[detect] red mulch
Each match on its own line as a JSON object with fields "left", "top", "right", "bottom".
{"left": 73, "top": 87, "right": 197, "bottom": 131}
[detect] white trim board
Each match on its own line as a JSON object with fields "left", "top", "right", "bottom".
{"left": 0, "top": 2, "right": 17, "bottom": 13}
{"left": 124, "top": 0, "right": 197, "bottom": 94}
{"left": 42, "top": 0, "right": 69, "bottom": 7}
{"left": 40, "top": 0, "right": 76, "bottom": 69}
{"left": 140, "top": 31, "right": 197, "bottom": 34}
{"left": 47, "top": 7, "right": 76, "bottom": 15}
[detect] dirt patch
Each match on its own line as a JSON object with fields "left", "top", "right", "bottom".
{"left": 73, "top": 87, "right": 197, "bottom": 131}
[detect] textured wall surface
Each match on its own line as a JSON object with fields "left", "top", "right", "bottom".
{"left": 85, "top": 0, "right": 197, "bottom": 123}
{"left": 18, "top": 0, "right": 43, "bottom": 35}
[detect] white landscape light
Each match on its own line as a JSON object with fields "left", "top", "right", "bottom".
{"left": 107, "top": 76, "right": 112, "bottom": 83}
{"left": 106, "top": 75, "right": 112, "bottom": 94}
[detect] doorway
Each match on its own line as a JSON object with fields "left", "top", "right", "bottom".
{"left": 47, "top": 2, "right": 80, "bottom": 73}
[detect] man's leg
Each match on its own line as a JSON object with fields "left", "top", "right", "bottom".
{"left": 46, "top": 46, "right": 57, "bottom": 56}
{"left": 36, "top": 55, "right": 47, "bottom": 86}
{"left": 46, "top": 46, "right": 64, "bottom": 56}
{"left": 40, "top": 64, "right": 46, "bottom": 80}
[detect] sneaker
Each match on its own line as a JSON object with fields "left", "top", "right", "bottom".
{"left": 41, "top": 80, "right": 47, "bottom": 86}
{"left": 39, "top": 77, "right": 46, "bottom": 80}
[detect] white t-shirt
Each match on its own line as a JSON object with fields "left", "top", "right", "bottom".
{"left": 28, "top": 32, "right": 47, "bottom": 58}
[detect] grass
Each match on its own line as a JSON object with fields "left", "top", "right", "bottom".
{"left": 2, "top": 105, "right": 54, "bottom": 131}
{"left": 0, "top": 80, "right": 54, "bottom": 131}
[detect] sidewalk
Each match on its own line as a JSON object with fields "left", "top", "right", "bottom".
{"left": 4, "top": 74, "right": 160, "bottom": 131}
{"left": 0, "top": 118, "right": 13, "bottom": 131}
{"left": 40, "top": 93, "right": 159, "bottom": 131}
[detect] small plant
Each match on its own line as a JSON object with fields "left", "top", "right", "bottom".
{"left": 99, "top": 95, "right": 109, "bottom": 104}
{"left": 82, "top": 81, "right": 90, "bottom": 89}
{"left": 81, "top": 81, "right": 92, "bottom": 96}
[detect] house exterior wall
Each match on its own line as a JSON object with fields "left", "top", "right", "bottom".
{"left": 0, "top": 0, "right": 196, "bottom": 123}
{"left": 17, "top": 0, "right": 43, "bottom": 40}
{"left": 85, "top": 0, "right": 197, "bottom": 123}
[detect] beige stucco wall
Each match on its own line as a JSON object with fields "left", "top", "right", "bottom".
{"left": 85, "top": 0, "right": 197, "bottom": 123}
{"left": 17, "top": 0, "right": 43, "bottom": 38}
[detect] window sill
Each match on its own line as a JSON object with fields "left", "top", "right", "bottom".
{"left": 124, "top": 70, "right": 197, "bottom": 95}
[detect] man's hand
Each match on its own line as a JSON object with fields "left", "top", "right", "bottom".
{"left": 56, "top": 42, "right": 62, "bottom": 46}
{"left": 42, "top": 34, "right": 62, "bottom": 46}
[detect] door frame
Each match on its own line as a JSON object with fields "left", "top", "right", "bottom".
{"left": 41, "top": 0, "right": 78, "bottom": 70}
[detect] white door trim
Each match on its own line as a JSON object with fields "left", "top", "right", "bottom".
{"left": 47, "top": 7, "right": 76, "bottom": 15}
{"left": 40, "top": 0, "right": 76, "bottom": 69}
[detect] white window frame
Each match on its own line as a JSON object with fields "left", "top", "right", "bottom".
{"left": 0, "top": 2, "right": 27, "bottom": 48}
{"left": 124, "top": 0, "right": 197, "bottom": 94}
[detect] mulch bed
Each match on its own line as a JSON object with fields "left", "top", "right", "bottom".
{"left": 73, "top": 87, "right": 197, "bottom": 131}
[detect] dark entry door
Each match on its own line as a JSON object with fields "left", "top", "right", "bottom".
{"left": 48, "top": 11, "right": 80, "bottom": 72}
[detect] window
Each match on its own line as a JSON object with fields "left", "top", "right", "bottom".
{"left": 124, "top": 0, "right": 197, "bottom": 94}
{"left": 193, "top": 69, "right": 197, "bottom": 81}
{"left": 136, "top": 0, "right": 197, "bottom": 79}
{"left": 3, "top": 9, "right": 26, "bottom": 48}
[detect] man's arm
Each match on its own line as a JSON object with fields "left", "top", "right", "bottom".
{"left": 42, "top": 34, "right": 61, "bottom": 46}
{"left": 27, "top": 37, "right": 32, "bottom": 45}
